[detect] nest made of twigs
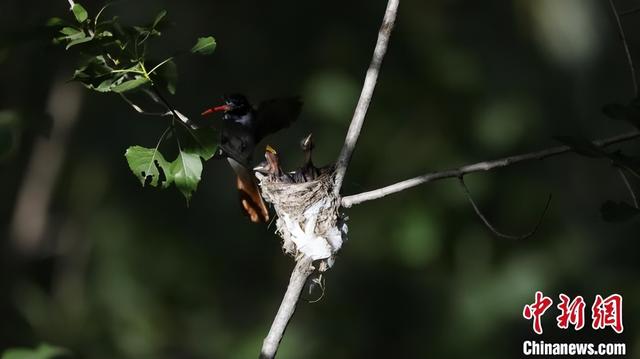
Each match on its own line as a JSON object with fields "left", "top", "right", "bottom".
{"left": 257, "top": 170, "right": 347, "bottom": 271}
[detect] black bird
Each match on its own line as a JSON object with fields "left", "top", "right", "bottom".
{"left": 202, "top": 94, "right": 302, "bottom": 223}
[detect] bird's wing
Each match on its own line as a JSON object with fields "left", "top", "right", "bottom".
{"left": 254, "top": 97, "right": 303, "bottom": 142}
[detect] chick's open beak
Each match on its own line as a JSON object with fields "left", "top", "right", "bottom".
{"left": 253, "top": 160, "right": 270, "bottom": 174}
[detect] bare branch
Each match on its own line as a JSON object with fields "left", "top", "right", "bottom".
{"left": 259, "top": 2, "right": 398, "bottom": 357}
{"left": 458, "top": 177, "right": 551, "bottom": 240}
{"left": 609, "top": 0, "right": 638, "bottom": 96}
{"left": 618, "top": 168, "right": 638, "bottom": 208}
{"left": 333, "top": 0, "right": 399, "bottom": 196}
{"left": 341, "top": 131, "right": 640, "bottom": 208}
{"left": 260, "top": 256, "right": 314, "bottom": 359}
{"left": 119, "top": 93, "right": 166, "bottom": 116}
{"left": 621, "top": 6, "right": 640, "bottom": 16}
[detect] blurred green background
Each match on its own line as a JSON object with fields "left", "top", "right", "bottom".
{"left": 1, "top": 0, "right": 640, "bottom": 358}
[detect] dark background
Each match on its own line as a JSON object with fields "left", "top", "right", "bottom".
{"left": 1, "top": 0, "right": 639, "bottom": 358}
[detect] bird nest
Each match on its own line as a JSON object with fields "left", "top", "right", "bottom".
{"left": 256, "top": 171, "right": 347, "bottom": 271}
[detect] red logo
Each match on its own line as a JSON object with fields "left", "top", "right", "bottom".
{"left": 592, "top": 294, "right": 623, "bottom": 334}
{"left": 523, "top": 292, "right": 623, "bottom": 334}
{"left": 556, "top": 294, "right": 585, "bottom": 330}
{"left": 523, "top": 291, "right": 553, "bottom": 335}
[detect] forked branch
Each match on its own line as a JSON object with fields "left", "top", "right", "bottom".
{"left": 259, "top": 1, "right": 400, "bottom": 358}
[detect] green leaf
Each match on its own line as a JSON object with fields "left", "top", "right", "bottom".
{"left": 125, "top": 146, "right": 173, "bottom": 188}
{"left": 96, "top": 30, "right": 113, "bottom": 38}
{"left": 47, "top": 17, "right": 66, "bottom": 27}
{"left": 184, "top": 127, "right": 218, "bottom": 161}
{"left": 190, "top": 36, "right": 216, "bottom": 55}
{"left": 72, "top": 55, "right": 113, "bottom": 82}
{"left": 154, "top": 59, "right": 177, "bottom": 94}
{"left": 111, "top": 77, "right": 149, "bottom": 93}
{"left": 60, "top": 27, "right": 79, "bottom": 36}
{"left": 2, "top": 343, "right": 70, "bottom": 359}
{"left": 71, "top": 3, "right": 88, "bottom": 23}
{"left": 601, "top": 201, "right": 640, "bottom": 222}
{"left": 153, "top": 10, "right": 167, "bottom": 28}
{"left": 171, "top": 149, "right": 202, "bottom": 203}
{"left": 65, "top": 35, "right": 93, "bottom": 49}
{"left": 554, "top": 136, "right": 606, "bottom": 158}
{"left": 95, "top": 78, "right": 115, "bottom": 92}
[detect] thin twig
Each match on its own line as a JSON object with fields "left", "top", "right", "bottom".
{"left": 147, "top": 85, "right": 198, "bottom": 131}
{"left": 341, "top": 131, "right": 640, "bottom": 208}
{"left": 621, "top": 6, "right": 640, "bottom": 16}
{"left": 458, "top": 177, "right": 551, "bottom": 240}
{"left": 119, "top": 93, "right": 166, "bottom": 116}
{"left": 609, "top": 0, "right": 638, "bottom": 97}
{"left": 150, "top": 84, "right": 181, "bottom": 122}
{"left": 333, "top": 0, "right": 399, "bottom": 196}
{"left": 618, "top": 167, "right": 639, "bottom": 207}
{"left": 260, "top": 256, "right": 314, "bottom": 359}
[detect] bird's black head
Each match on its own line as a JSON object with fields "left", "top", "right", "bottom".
{"left": 223, "top": 94, "right": 251, "bottom": 111}
{"left": 201, "top": 93, "right": 252, "bottom": 116}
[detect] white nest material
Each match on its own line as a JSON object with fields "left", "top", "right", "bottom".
{"left": 256, "top": 171, "right": 348, "bottom": 271}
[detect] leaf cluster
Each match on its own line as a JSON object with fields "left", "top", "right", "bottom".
{"left": 49, "top": 3, "right": 218, "bottom": 203}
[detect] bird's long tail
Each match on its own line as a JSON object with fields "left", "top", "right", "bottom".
{"left": 227, "top": 158, "right": 269, "bottom": 223}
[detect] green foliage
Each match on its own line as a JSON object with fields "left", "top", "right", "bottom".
{"left": 124, "top": 127, "right": 216, "bottom": 203}
{"left": 72, "top": 4, "right": 88, "bottom": 23}
{"left": 49, "top": 2, "right": 219, "bottom": 203}
{"left": 125, "top": 145, "right": 173, "bottom": 188}
{"left": 184, "top": 127, "right": 219, "bottom": 161}
{"left": 111, "top": 77, "right": 150, "bottom": 93}
{"left": 2, "top": 344, "right": 70, "bottom": 359}
{"left": 172, "top": 150, "right": 203, "bottom": 203}
{"left": 191, "top": 36, "right": 217, "bottom": 55}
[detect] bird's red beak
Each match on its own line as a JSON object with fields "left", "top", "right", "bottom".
{"left": 201, "top": 104, "right": 231, "bottom": 116}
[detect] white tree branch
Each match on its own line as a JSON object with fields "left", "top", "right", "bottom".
{"left": 260, "top": 256, "right": 314, "bottom": 359}
{"left": 333, "top": 0, "right": 399, "bottom": 196}
{"left": 341, "top": 131, "right": 640, "bottom": 208}
{"left": 259, "top": 2, "right": 400, "bottom": 357}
